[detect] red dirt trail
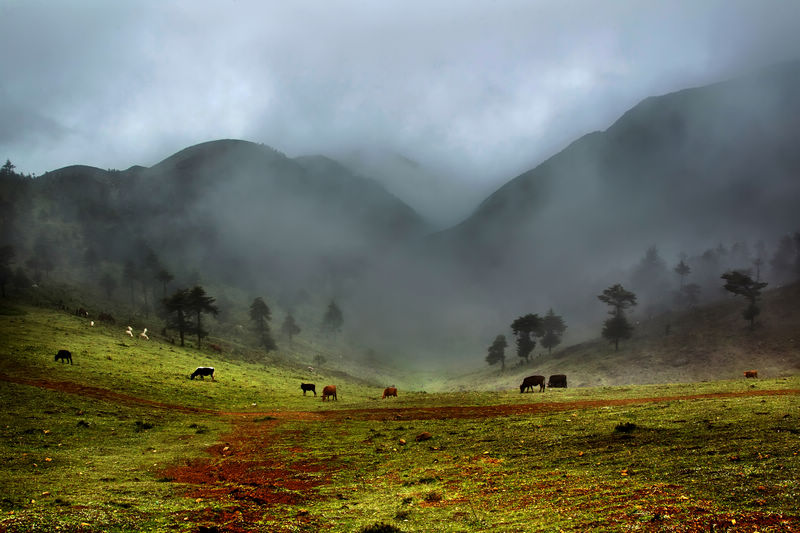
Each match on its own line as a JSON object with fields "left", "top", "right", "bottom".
{"left": 3, "top": 372, "right": 800, "bottom": 532}
{"left": 2, "top": 372, "right": 797, "bottom": 421}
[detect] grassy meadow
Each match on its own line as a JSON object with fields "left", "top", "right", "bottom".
{"left": 1, "top": 302, "right": 799, "bottom": 532}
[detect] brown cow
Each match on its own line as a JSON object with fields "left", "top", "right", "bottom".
{"left": 744, "top": 370, "right": 758, "bottom": 379}
{"left": 547, "top": 374, "right": 567, "bottom": 388}
{"left": 382, "top": 386, "right": 398, "bottom": 399}
{"left": 322, "top": 385, "right": 337, "bottom": 401}
{"left": 520, "top": 375, "right": 545, "bottom": 393}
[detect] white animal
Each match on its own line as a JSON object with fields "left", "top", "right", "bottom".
{"left": 139, "top": 327, "right": 149, "bottom": 340}
{"left": 90, "top": 321, "right": 94, "bottom": 327}
{"left": 125, "top": 326, "right": 133, "bottom": 337}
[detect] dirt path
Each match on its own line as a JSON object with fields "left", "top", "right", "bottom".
{"left": 4, "top": 373, "right": 800, "bottom": 531}
{"left": 2, "top": 372, "right": 798, "bottom": 421}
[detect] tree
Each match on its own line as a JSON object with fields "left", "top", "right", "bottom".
{"left": 721, "top": 270, "right": 768, "bottom": 329}
{"left": 322, "top": 300, "right": 343, "bottom": 335}
{"left": 485, "top": 334, "right": 508, "bottom": 370}
{"left": 281, "top": 313, "right": 301, "bottom": 344}
{"left": 0, "top": 159, "right": 16, "bottom": 177}
{"left": 250, "top": 297, "right": 277, "bottom": 352}
{"left": 0, "top": 245, "right": 14, "bottom": 297}
{"left": 598, "top": 284, "right": 637, "bottom": 351}
{"left": 510, "top": 314, "right": 542, "bottom": 363}
{"left": 163, "top": 288, "right": 191, "bottom": 347}
{"left": 674, "top": 257, "right": 691, "bottom": 289}
{"left": 540, "top": 309, "right": 567, "bottom": 354}
{"left": 630, "top": 246, "right": 670, "bottom": 305}
{"left": 313, "top": 354, "right": 327, "bottom": 367}
{"left": 156, "top": 268, "right": 174, "bottom": 298}
{"left": 187, "top": 286, "right": 218, "bottom": 348}
{"left": 123, "top": 259, "right": 139, "bottom": 308}
{"left": 770, "top": 233, "right": 800, "bottom": 283}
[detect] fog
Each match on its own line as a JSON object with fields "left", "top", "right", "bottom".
{"left": 3, "top": 2, "right": 800, "bottom": 375}
{"left": 4, "top": 1, "right": 800, "bottom": 227}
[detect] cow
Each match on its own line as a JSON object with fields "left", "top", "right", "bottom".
{"left": 322, "top": 385, "right": 337, "bottom": 401}
{"left": 190, "top": 367, "right": 215, "bottom": 381}
{"left": 98, "top": 312, "right": 115, "bottom": 324}
{"left": 548, "top": 374, "right": 567, "bottom": 388}
{"left": 301, "top": 383, "right": 316, "bottom": 396}
{"left": 744, "top": 370, "right": 758, "bottom": 379}
{"left": 55, "top": 349, "right": 72, "bottom": 364}
{"left": 75, "top": 308, "right": 89, "bottom": 318}
{"left": 520, "top": 375, "right": 545, "bottom": 393}
{"left": 382, "top": 386, "right": 398, "bottom": 399}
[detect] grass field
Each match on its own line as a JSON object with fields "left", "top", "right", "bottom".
{"left": 1, "top": 303, "right": 799, "bottom": 532}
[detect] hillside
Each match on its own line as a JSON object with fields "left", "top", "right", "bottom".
{"left": 438, "top": 281, "right": 800, "bottom": 392}
{"left": 428, "top": 61, "right": 800, "bottom": 307}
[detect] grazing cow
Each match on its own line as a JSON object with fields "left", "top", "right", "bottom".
{"left": 301, "top": 383, "right": 316, "bottom": 396}
{"left": 322, "top": 385, "right": 337, "bottom": 401}
{"left": 520, "top": 375, "right": 545, "bottom": 393}
{"left": 547, "top": 374, "right": 568, "bottom": 388}
{"left": 744, "top": 370, "right": 758, "bottom": 379}
{"left": 382, "top": 386, "right": 398, "bottom": 399}
{"left": 75, "top": 308, "right": 89, "bottom": 318}
{"left": 190, "top": 367, "right": 215, "bottom": 381}
{"left": 55, "top": 349, "right": 72, "bottom": 364}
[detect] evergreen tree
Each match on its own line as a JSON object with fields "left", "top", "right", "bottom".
{"left": 187, "top": 286, "right": 218, "bottom": 347}
{"left": 630, "top": 246, "right": 670, "bottom": 306}
{"left": 510, "top": 314, "right": 542, "bottom": 363}
{"left": 0, "top": 245, "right": 14, "bottom": 297}
{"left": 156, "top": 268, "right": 174, "bottom": 298}
{"left": 163, "top": 288, "right": 192, "bottom": 346}
{"left": 0, "top": 160, "right": 16, "bottom": 177}
{"left": 281, "top": 313, "right": 301, "bottom": 344}
{"left": 250, "top": 297, "right": 277, "bottom": 352}
{"left": 598, "top": 284, "right": 637, "bottom": 351}
{"left": 674, "top": 257, "right": 691, "bottom": 288}
{"left": 540, "top": 309, "right": 567, "bottom": 354}
{"left": 485, "top": 334, "right": 508, "bottom": 370}
{"left": 322, "top": 300, "right": 343, "bottom": 335}
{"left": 721, "top": 270, "right": 768, "bottom": 329}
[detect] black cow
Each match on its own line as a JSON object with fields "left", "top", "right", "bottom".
{"left": 520, "top": 375, "right": 545, "bottom": 393}
{"left": 55, "top": 349, "right": 73, "bottom": 364}
{"left": 548, "top": 374, "right": 567, "bottom": 388}
{"left": 190, "top": 367, "right": 215, "bottom": 381}
{"left": 301, "top": 383, "right": 316, "bottom": 396}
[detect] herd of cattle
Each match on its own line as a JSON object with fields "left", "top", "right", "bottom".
{"left": 54, "top": 308, "right": 764, "bottom": 397}
{"left": 519, "top": 374, "right": 567, "bottom": 392}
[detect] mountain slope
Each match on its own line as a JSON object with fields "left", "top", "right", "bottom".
{"left": 421, "top": 60, "right": 800, "bottom": 327}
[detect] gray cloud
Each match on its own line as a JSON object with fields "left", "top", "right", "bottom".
{"left": 2, "top": 0, "right": 799, "bottom": 220}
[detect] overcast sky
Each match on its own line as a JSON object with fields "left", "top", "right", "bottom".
{"left": 2, "top": 0, "right": 799, "bottom": 207}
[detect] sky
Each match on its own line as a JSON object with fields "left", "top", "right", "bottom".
{"left": 2, "top": 0, "right": 800, "bottom": 221}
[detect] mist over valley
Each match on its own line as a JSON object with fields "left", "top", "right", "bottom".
{"left": 3, "top": 61, "right": 800, "bottom": 385}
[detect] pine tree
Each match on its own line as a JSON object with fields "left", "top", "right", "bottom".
{"left": 540, "top": 309, "right": 567, "bottom": 354}
{"left": 322, "top": 300, "right": 343, "bottom": 335}
{"left": 250, "top": 297, "right": 277, "bottom": 352}
{"left": 721, "top": 270, "right": 768, "bottom": 329}
{"left": 485, "top": 334, "right": 508, "bottom": 370}
{"left": 186, "top": 286, "right": 218, "bottom": 347}
{"left": 511, "top": 314, "right": 542, "bottom": 363}
{"left": 598, "top": 284, "right": 637, "bottom": 351}
{"left": 281, "top": 313, "right": 301, "bottom": 344}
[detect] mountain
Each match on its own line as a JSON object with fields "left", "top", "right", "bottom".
{"left": 427, "top": 60, "right": 800, "bottom": 314}
{"left": 16, "top": 139, "right": 430, "bottom": 292}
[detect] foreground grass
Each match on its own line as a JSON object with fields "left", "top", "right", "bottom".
{"left": 245, "top": 391, "right": 800, "bottom": 532}
{"left": 0, "top": 381, "right": 228, "bottom": 531}
{"left": 2, "top": 304, "right": 799, "bottom": 531}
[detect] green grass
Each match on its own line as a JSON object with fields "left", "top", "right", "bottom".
{"left": 1, "top": 303, "right": 799, "bottom": 531}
